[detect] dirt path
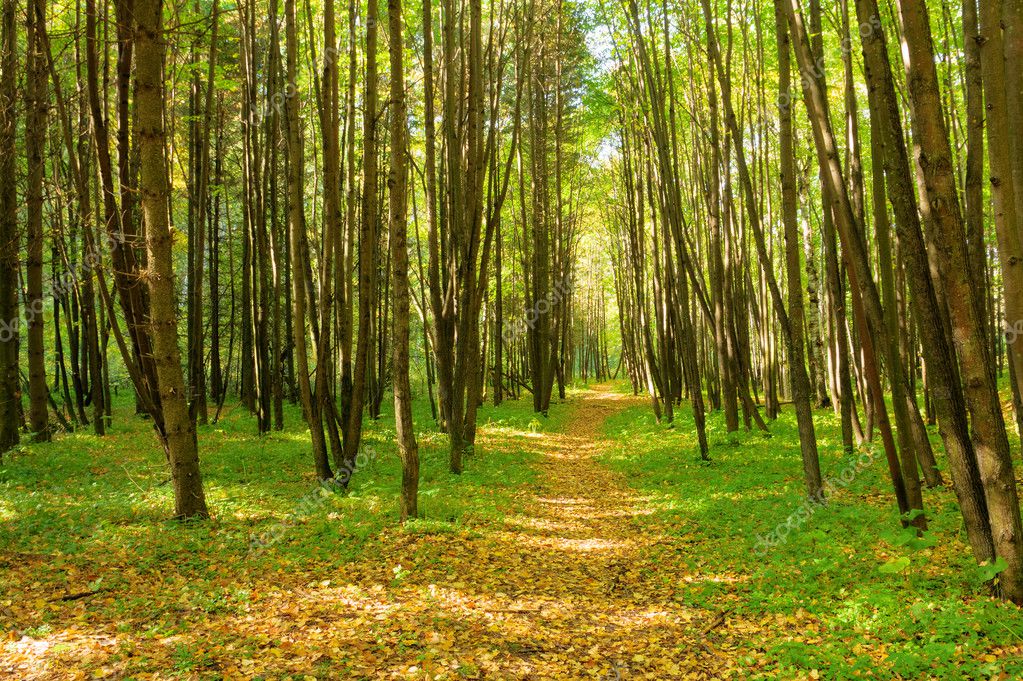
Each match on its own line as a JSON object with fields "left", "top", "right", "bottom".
{"left": 300, "top": 386, "right": 742, "bottom": 679}
{"left": 4, "top": 387, "right": 754, "bottom": 680}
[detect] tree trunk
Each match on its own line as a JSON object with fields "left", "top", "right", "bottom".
{"left": 980, "top": 0, "right": 1023, "bottom": 425}
{"left": 0, "top": 0, "right": 18, "bottom": 456}
{"left": 25, "top": 0, "right": 49, "bottom": 441}
{"left": 187, "top": 0, "right": 218, "bottom": 426}
{"left": 894, "top": 0, "right": 1023, "bottom": 603}
{"left": 388, "top": 0, "right": 419, "bottom": 520}
{"left": 774, "top": 2, "right": 824, "bottom": 500}
{"left": 132, "top": 0, "right": 209, "bottom": 519}
{"left": 284, "top": 0, "right": 331, "bottom": 481}
{"left": 963, "top": 0, "right": 987, "bottom": 332}
{"left": 343, "top": 0, "right": 378, "bottom": 471}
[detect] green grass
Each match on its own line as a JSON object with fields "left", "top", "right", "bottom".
{"left": 600, "top": 395, "right": 1023, "bottom": 679}
{"left": 7, "top": 381, "right": 1023, "bottom": 678}
{"left": 0, "top": 390, "right": 557, "bottom": 641}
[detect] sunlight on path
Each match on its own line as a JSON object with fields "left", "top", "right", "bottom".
{"left": 312, "top": 386, "right": 749, "bottom": 679}
{"left": 2, "top": 388, "right": 761, "bottom": 680}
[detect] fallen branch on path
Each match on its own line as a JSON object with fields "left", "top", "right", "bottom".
{"left": 700, "top": 609, "right": 731, "bottom": 635}
{"left": 51, "top": 589, "right": 104, "bottom": 602}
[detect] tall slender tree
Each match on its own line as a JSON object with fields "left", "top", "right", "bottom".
{"left": 0, "top": 0, "right": 17, "bottom": 456}
{"left": 388, "top": 0, "right": 419, "bottom": 520}
{"left": 132, "top": 0, "right": 209, "bottom": 519}
{"left": 25, "top": 0, "right": 49, "bottom": 441}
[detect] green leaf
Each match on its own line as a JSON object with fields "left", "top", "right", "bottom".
{"left": 879, "top": 556, "right": 911, "bottom": 574}
{"left": 977, "top": 557, "right": 1009, "bottom": 583}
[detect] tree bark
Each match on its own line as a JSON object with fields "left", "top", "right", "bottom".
{"left": 980, "top": 0, "right": 1023, "bottom": 424}
{"left": 132, "top": 0, "right": 209, "bottom": 519}
{"left": 0, "top": 0, "right": 18, "bottom": 456}
{"left": 894, "top": 0, "right": 1023, "bottom": 602}
{"left": 388, "top": 0, "right": 419, "bottom": 520}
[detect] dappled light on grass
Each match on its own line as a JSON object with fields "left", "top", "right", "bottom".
{"left": 6, "top": 387, "right": 1023, "bottom": 678}
{"left": 0, "top": 389, "right": 738, "bottom": 678}
{"left": 600, "top": 400, "right": 1023, "bottom": 678}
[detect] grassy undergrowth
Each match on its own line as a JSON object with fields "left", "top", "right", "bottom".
{"left": 600, "top": 395, "right": 1023, "bottom": 679}
{"left": 0, "top": 390, "right": 569, "bottom": 651}
{"left": 7, "top": 382, "right": 1023, "bottom": 679}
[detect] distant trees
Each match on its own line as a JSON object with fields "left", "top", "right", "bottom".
{"left": 1, "top": 0, "right": 601, "bottom": 515}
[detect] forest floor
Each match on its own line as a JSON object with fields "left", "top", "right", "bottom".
{"left": 3, "top": 385, "right": 1023, "bottom": 679}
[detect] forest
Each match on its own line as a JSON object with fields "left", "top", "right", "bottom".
{"left": 2, "top": 0, "right": 1023, "bottom": 676}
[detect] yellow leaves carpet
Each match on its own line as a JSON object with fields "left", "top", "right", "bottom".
{"left": 3, "top": 388, "right": 764, "bottom": 680}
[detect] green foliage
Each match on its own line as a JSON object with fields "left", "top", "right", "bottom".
{"left": 599, "top": 396, "right": 1023, "bottom": 679}
{"left": 0, "top": 392, "right": 545, "bottom": 639}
